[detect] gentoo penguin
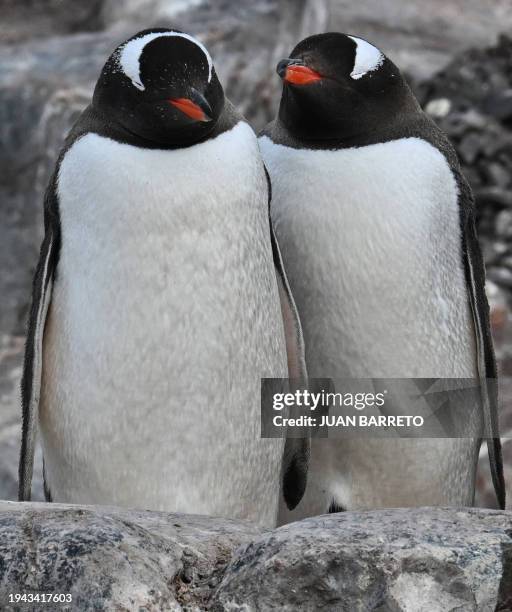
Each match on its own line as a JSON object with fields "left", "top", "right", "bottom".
{"left": 19, "top": 28, "right": 307, "bottom": 527}
{"left": 259, "top": 32, "right": 505, "bottom": 521}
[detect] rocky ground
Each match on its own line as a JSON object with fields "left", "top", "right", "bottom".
{"left": 0, "top": 503, "right": 510, "bottom": 610}
{"left": 1, "top": 1, "right": 512, "bottom": 507}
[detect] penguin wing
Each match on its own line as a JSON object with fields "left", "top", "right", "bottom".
{"left": 19, "top": 177, "right": 60, "bottom": 501}
{"left": 265, "top": 167, "right": 310, "bottom": 510}
{"left": 458, "top": 174, "right": 505, "bottom": 509}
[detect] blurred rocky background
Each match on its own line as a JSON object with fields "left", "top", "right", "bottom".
{"left": 1, "top": 0, "right": 512, "bottom": 506}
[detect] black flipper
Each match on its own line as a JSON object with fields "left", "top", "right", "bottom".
{"left": 19, "top": 177, "right": 60, "bottom": 501}
{"left": 412, "top": 116, "right": 505, "bottom": 510}
{"left": 458, "top": 175, "right": 505, "bottom": 509}
{"left": 265, "top": 167, "right": 310, "bottom": 510}
{"left": 42, "top": 457, "right": 53, "bottom": 502}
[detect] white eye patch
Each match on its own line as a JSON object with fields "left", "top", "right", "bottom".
{"left": 117, "top": 31, "right": 213, "bottom": 91}
{"left": 348, "top": 36, "right": 384, "bottom": 80}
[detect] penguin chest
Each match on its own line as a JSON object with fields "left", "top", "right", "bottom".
{"left": 41, "top": 125, "right": 287, "bottom": 506}
{"left": 260, "top": 136, "right": 476, "bottom": 378}
{"left": 48, "top": 124, "right": 286, "bottom": 388}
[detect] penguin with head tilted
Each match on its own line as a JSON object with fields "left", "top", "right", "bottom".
{"left": 19, "top": 28, "right": 308, "bottom": 527}
{"left": 259, "top": 32, "right": 505, "bottom": 522}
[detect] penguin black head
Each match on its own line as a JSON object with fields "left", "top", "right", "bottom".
{"left": 93, "top": 29, "right": 224, "bottom": 147}
{"left": 276, "top": 32, "right": 419, "bottom": 143}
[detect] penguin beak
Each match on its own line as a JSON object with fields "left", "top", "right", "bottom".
{"left": 168, "top": 88, "right": 212, "bottom": 122}
{"left": 277, "top": 59, "right": 322, "bottom": 86}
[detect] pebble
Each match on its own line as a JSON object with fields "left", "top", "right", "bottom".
{"left": 425, "top": 98, "right": 451, "bottom": 118}
{"left": 496, "top": 210, "right": 512, "bottom": 239}
{"left": 487, "top": 266, "right": 512, "bottom": 288}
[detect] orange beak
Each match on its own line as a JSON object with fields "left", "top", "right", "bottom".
{"left": 283, "top": 65, "right": 322, "bottom": 86}
{"left": 168, "top": 97, "right": 211, "bottom": 122}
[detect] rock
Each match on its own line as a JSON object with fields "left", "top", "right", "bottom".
{"left": 0, "top": 504, "right": 510, "bottom": 610}
{"left": 496, "top": 210, "right": 512, "bottom": 239}
{"left": 0, "top": 502, "right": 263, "bottom": 611}
{"left": 0, "top": 0, "right": 105, "bottom": 45}
{"left": 425, "top": 98, "right": 452, "bottom": 118}
{"left": 101, "top": 0, "right": 205, "bottom": 31}
{"left": 483, "top": 90, "right": 512, "bottom": 123}
{"left": 482, "top": 162, "right": 511, "bottom": 189}
{"left": 463, "top": 109, "right": 491, "bottom": 131}
{"left": 417, "top": 34, "right": 512, "bottom": 113}
{"left": 212, "top": 507, "right": 512, "bottom": 611}
{"left": 487, "top": 267, "right": 512, "bottom": 289}
{"left": 477, "top": 188, "right": 512, "bottom": 209}
{"left": 459, "top": 131, "right": 482, "bottom": 164}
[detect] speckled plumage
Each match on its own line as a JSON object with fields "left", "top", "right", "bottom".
{"left": 260, "top": 135, "right": 482, "bottom": 520}
{"left": 36, "top": 121, "right": 288, "bottom": 526}
{"left": 260, "top": 31, "right": 504, "bottom": 520}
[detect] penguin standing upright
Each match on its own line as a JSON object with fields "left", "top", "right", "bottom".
{"left": 19, "top": 29, "right": 307, "bottom": 527}
{"left": 259, "top": 32, "right": 505, "bottom": 522}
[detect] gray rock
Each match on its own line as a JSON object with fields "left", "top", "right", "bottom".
{"left": 477, "top": 188, "right": 512, "bottom": 209}
{"left": 212, "top": 507, "right": 512, "bottom": 612}
{"left": 459, "top": 131, "right": 483, "bottom": 164}
{"left": 0, "top": 0, "right": 105, "bottom": 45}
{"left": 482, "top": 162, "right": 511, "bottom": 189}
{"left": 488, "top": 267, "right": 512, "bottom": 289}
{"left": 496, "top": 210, "right": 512, "bottom": 239}
{"left": 483, "top": 89, "right": 512, "bottom": 122}
{"left": 425, "top": 98, "right": 452, "bottom": 118}
{"left": 0, "top": 504, "right": 511, "bottom": 611}
{"left": 101, "top": 0, "right": 205, "bottom": 31}
{"left": 0, "top": 502, "right": 264, "bottom": 611}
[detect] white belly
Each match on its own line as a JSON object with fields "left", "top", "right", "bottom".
{"left": 260, "top": 135, "right": 480, "bottom": 518}
{"left": 41, "top": 124, "right": 287, "bottom": 527}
